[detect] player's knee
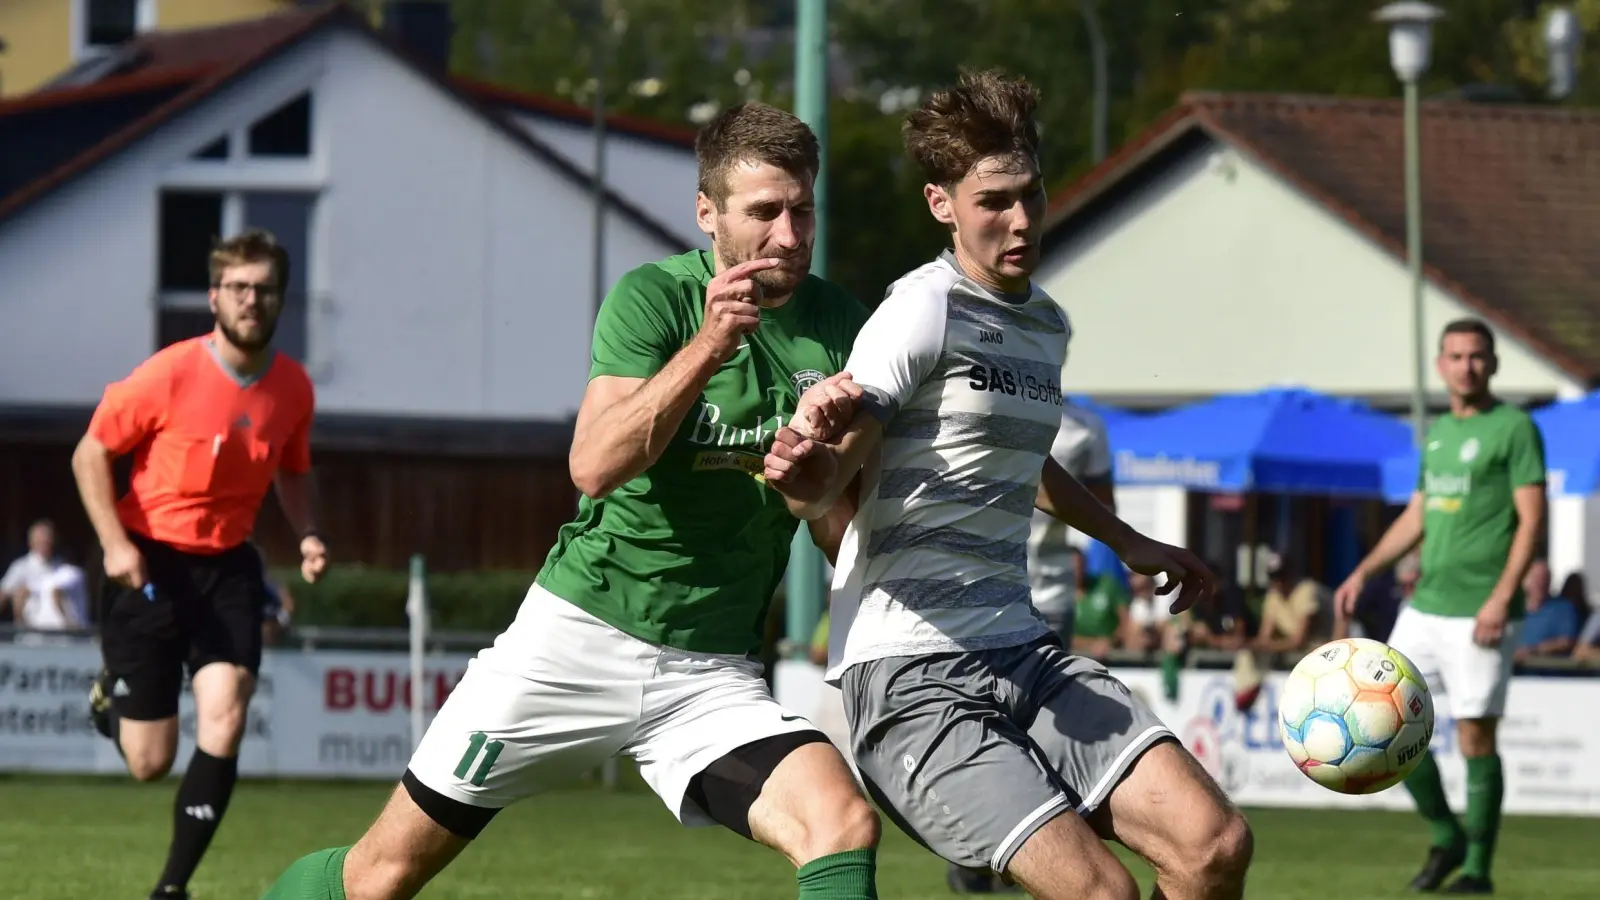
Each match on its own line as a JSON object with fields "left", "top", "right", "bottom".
{"left": 126, "top": 746, "right": 175, "bottom": 782}
{"left": 819, "top": 792, "right": 880, "bottom": 854}
{"left": 196, "top": 700, "right": 249, "bottom": 753}
{"left": 1183, "top": 808, "right": 1253, "bottom": 888}
{"left": 783, "top": 789, "right": 880, "bottom": 864}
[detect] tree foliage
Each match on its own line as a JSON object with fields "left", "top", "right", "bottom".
{"left": 444, "top": 0, "right": 1599, "bottom": 305}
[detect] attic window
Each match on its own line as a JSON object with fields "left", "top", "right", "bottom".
{"left": 86, "top": 0, "right": 139, "bottom": 47}
{"left": 248, "top": 94, "right": 312, "bottom": 158}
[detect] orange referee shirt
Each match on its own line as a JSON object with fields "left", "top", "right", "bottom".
{"left": 88, "top": 338, "right": 316, "bottom": 555}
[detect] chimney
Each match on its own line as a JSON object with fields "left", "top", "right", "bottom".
{"left": 384, "top": 1, "right": 455, "bottom": 72}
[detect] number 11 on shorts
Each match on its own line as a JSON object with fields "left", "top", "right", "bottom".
{"left": 454, "top": 731, "right": 504, "bottom": 787}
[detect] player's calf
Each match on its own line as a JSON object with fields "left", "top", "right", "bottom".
{"left": 341, "top": 781, "right": 472, "bottom": 900}
{"left": 266, "top": 775, "right": 477, "bottom": 900}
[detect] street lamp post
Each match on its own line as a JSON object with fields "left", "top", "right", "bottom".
{"left": 1375, "top": 2, "right": 1444, "bottom": 449}
{"left": 1078, "top": 0, "right": 1108, "bottom": 163}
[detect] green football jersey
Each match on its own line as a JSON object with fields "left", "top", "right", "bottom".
{"left": 537, "top": 250, "right": 869, "bottom": 655}
{"left": 1411, "top": 402, "right": 1546, "bottom": 619}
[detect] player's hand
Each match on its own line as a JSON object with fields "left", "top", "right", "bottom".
{"left": 791, "top": 372, "right": 863, "bottom": 442}
{"left": 695, "top": 258, "right": 780, "bottom": 363}
{"left": 763, "top": 425, "right": 839, "bottom": 508}
{"left": 300, "top": 535, "right": 328, "bottom": 584}
{"left": 1118, "top": 536, "right": 1215, "bottom": 615}
{"left": 1333, "top": 571, "right": 1365, "bottom": 619}
{"left": 1473, "top": 598, "right": 1509, "bottom": 647}
{"left": 103, "top": 538, "right": 147, "bottom": 590}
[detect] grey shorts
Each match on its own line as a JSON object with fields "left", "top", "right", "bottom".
{"left": 841, "top": 638, "right": 1172, "bottom": 873}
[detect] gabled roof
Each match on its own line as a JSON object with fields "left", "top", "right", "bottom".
{"left": 1043, "top": 91, "right": 1600, "bottom": 386}
{"left": 457, "top": 78, "right": 697, "bottom": 150}
{"left": 0, "top": 3, "right": 692, "bottom": 249}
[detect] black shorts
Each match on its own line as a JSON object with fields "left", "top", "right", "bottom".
{"left": 99, "top": 533, "right": 270, "bottom": 721}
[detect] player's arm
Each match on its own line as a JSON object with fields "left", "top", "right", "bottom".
{"left": 1035, "top": 458, "right": 1214, "bottom": 613}
{"left": 765, "top": 279, "right": 944, "bottom": 520}
{"left": 1484, "top": 418, "right": 1548, "bottom": 625}
{"left": 1355, "top": 493, "right": 1426, "bottom": 579}
{"left": 1034, "top": 457, "right": 1138, "bottom": 553}
{"left": 274, "top": 398, "right": 320, "bottom": 538}
{"left": 805, "top": 475, "right": 861, "bottom": 566}
{"left": 570, "top": 260, "right": 773, "bottom": 499}
{"left": 1486, "top": 485, "right": 1544, "bottom": 608}
{"left": 1335, "top": 492, "right": 1425, "bottom": 620}
{"left": 73, "top": 360, "right": 169, "bottom": 580}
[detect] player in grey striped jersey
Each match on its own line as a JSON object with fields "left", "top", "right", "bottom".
{"left": 763, "top": 71, "right": 1254, "bottom": 900}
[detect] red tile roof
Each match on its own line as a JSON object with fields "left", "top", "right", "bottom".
{"left": 0, "top": 3, "right": 695, "bottom": 247}
{"left": 1045, "top": 91, "right": 1600, "bottom": 385}
{"left": 455, "top": 78, "right": 696, "bottom": 149}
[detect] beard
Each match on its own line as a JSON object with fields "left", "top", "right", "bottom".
{"left": 715, "top": 232, "right": 811, "bottom": 297}
{"left": 217, "top": 311, "right": 278, "bottom": 353}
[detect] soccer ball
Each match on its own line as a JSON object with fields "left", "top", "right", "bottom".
{"left": 1278, "top": 637, "right": 1434, "bottom": 795}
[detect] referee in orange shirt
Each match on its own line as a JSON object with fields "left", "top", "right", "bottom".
{"left": 72, "top": 229, "right": 328, "bottom": 900}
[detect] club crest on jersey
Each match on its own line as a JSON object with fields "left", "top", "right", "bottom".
{"left": 791, "top": 369, "right": 825, "bottom": 394}
{"left": 1459, "top": 438, "right": 1480, "bottom": 463}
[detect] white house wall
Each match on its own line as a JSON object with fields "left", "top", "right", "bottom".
{"left": 0, "top": 27, "right": 681, "bottom": 419}
{"left": 507, "top": 112, "right": 703, "bottom": 250}
{"left": 1037, "top": 140, "right": 1583, "bottom": 405}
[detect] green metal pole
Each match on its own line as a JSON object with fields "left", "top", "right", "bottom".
{"left": 1405, "top": 80, "right": 1427, "bottom": 447}
{"left": 785, "top": 0, "right": 829, "bottom": 657}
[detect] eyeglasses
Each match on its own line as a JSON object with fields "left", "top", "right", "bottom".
{"left": 215, "top": 281, "right": 282, "bottom": 300}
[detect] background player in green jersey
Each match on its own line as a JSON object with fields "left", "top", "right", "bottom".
{"left": 1335, "top": 318, "right": 1547, "bottom": 896}
{"left": 261, "top": 102, "right": 881, "bottom": 900}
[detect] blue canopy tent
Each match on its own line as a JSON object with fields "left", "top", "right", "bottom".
{"left": 1533, "top": 391, "right": 1600, "bottom": 496}
{"left": 1106, "top": 387, "right": 1414, "bottom": 496}
{"left": 1382, "top": 451, "right": 1421, "bottom": 504}
{"left": 1067, "top": 394, "right": 1136, "bottom": 425}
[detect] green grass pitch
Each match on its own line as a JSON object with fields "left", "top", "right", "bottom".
{"left": 2, "top": 772, "right": 1597, "bottom": 898}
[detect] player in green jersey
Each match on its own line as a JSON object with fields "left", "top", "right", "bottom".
{"left": 1335, "top": 318, "right": 1546, "bottom": 895}
{"left": 261, "top": 102, "right": 881, "bottom": 900}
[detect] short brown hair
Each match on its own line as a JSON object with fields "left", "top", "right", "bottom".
{"left": 210, "top": 229, "right": 290, "bottom": 291}
{"left": 903, "top": 69, "right": 1040, "bottom": 186}
{"left": 695, "top": 102, "right": 819, "bottom": 208}
{"left": 1439, "top": 317, "right": 1496, "bottom": 355}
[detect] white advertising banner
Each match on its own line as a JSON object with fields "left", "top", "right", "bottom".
{"left": 0, "top": 643, "right": 470, "bottom": 779}
{"left": 8, "top": 643, "right": 1600, "bottom": 815}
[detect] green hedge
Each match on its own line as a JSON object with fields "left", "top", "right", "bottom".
{"left": 268, "top": 566, "right": 539, "bottom": 632}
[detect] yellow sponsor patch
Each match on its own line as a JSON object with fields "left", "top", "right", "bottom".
{"left": 692, "top": 450, "right": 767, "bottom": 482}
{"left": 1425, "top": 496, "right": 1463, "bottom": 513}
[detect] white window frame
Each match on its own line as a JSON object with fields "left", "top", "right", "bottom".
{"left": 72, "top": 0, "right": 158, "bottom": 61}
{"left": 155, "top": 79, "right": 332, "bottom": 374}
{"left": 153, "top": 189, "right": 328, "bottom": 376}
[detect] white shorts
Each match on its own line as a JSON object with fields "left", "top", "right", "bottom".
{"left": 408, "top": 583, "right": 821, "bottom": 825}
{"left": 1385, "top": 605, "right": 1522, "bottom": 720}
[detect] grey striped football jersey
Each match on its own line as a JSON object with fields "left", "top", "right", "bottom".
{"left": 826, "top": 250, "right": 1072, "bottom": 681}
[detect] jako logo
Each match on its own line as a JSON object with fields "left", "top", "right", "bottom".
{"left": 979, "top": 330, "right": 1004, "bottom": 345}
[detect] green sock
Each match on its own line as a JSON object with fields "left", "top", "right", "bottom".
{"left": 260, "top": 846, "right": 349, "bottom": 900}
{"left": 796, "top": 848, "right": 877, "bottom": 900}
{"left": 1461, "top": 754, "right": 1505, "bottom": 879}
{"left": 1403, "top": 752, "right": 1465, "bottom": 851}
